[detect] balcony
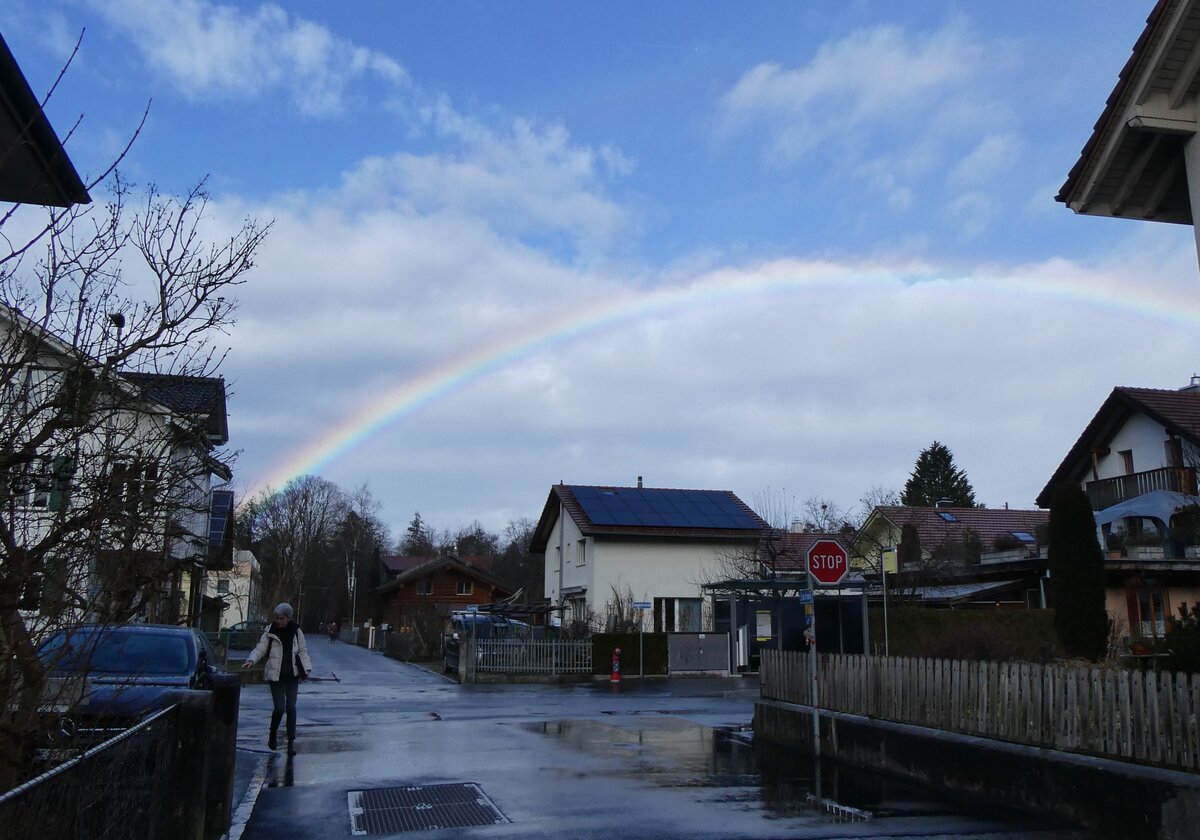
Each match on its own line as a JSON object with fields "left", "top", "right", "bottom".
{"left": 1086, "top": 466, "right": 1198, "bottom": 512}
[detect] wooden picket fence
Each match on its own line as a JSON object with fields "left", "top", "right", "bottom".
{"left": 761, "top": 650, "right": 1200, "bottom": 772}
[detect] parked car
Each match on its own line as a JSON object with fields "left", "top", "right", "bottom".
{"left": 37, "top": 623, "right": 233, "bottom": 742}
{"left": 442, "top": 612, "right": 531, "bottom": 673}
{"left": 220, "top": 619, "right": 264, "bottom": 650}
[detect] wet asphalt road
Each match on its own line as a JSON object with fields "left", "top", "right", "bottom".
{"left": 232, "top": 639, "right": 1082, "bottom": 840}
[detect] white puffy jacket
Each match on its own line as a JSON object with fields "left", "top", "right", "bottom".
{"left": 246, "top": 623, "right": 313, "bottom": 682}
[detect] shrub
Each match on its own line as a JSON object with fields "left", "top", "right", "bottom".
{"left": 1048, "top": 486, "right": 1108, "bottom": 660}
{"left": 869, "top": 606, "right": 1058, "bottom": 662}
{"left": 1165, "top": 602, "right": 1200, "bottom": 674}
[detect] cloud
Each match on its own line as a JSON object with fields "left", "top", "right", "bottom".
{"left": 718, "top": 21, "right": 983, "bottom": 160}
{"left": 947, "top": 133, "right": 1022, "bottom": 191}
{"left": 715, "top": 20, "right": 1032, "bottom": 219}
{"left": 84, "top": 0, "right": 407, "bottom": 116}
{"left": 212, "top": 141, "right": 1200, "bottom": 538}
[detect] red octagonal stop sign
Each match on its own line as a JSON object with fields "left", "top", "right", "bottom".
{"left": 807, "top": 538, "right": 849, "bottom": 586}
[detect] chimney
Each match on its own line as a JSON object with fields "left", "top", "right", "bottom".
{"left": 1183, "top": 374, "right": 1200, "bottom": 393}
{"left": 637, "top": 475, "right": 643, "bottom": 488}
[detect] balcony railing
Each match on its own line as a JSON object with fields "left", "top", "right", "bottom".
{"left": 1086, "top": 466, "right": 1198, "bottom": 512}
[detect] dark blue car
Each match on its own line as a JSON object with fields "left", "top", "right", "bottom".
{"left": 38, "top": 623, "right": 229, "bottom": 741}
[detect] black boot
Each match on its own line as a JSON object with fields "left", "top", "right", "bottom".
{"left": 286, "top": 738, "right": 296, "bottom": 756}
{"left": 268, "top": 730, "right": 277, "bottom": 750}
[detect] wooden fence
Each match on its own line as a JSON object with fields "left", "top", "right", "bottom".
{"left": 761, "top": 650, "right": 1200, "bottom": 772}
{"left": 476, "top": 639, "right": 592, "bottom": 675}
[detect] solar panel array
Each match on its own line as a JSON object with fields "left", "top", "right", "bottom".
{"left": 209, "top": 489, "right": 234, "bottom": 547}
{"left": 570, "top": 486, "right": 760, "bottom": 529}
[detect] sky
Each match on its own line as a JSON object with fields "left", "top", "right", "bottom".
{"left": 4, "top": 0, "right": 1200, "bottom": 543}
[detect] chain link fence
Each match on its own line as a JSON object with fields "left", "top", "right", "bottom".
{"left": 0, "top": 705, "right": 179, "bottom": 839}
{"left": 0, "top": 685, "right": 235, "bottom": 840}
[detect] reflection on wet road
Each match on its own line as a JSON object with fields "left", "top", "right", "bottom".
{"left": 528, "top": 717, "right": 1081, "bottom": 837}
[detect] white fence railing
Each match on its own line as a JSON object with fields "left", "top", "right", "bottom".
{"left": 476, "top": 639, "right": 592, "bottom": 674}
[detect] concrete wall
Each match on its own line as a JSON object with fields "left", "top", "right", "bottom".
{"left": 754, "top": 699, "right": 1200, "bottom": 840}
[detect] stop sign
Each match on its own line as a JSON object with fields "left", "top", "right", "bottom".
{"left": 807, "top": 538, "right": 849, "bottom": 586}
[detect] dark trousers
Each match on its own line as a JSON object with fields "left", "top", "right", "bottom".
{"left": 269, "top": 678, "right": 300, "bottom": 741}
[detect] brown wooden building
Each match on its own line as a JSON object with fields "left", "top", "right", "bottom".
{"left": 375, "top": 555, "right": 513, "bottom": 632}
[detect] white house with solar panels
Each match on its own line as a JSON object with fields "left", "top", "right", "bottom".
{"left": 530, "top": 482, "right": 768, "bottom": 632}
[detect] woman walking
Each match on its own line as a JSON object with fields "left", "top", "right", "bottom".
{"left": 242, "top": 603, "right": 312, "bottom": 756}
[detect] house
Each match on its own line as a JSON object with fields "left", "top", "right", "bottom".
{"left": 206, "top": 548, "right": 261, "bottom": 629}
{"left": 1037, "top": 383, "right": 1200, "bottom": 639}
{"left": 375, "top": 555, "right": 513, "bottom": 633}
{"left": 529, "top": 482, "right": 768, "bottom": 632}
{"left": 1, "top": 304, "right": 234, "bottom": 627}
{"left": 121, "top": 372, "right": 234, "bottom": 627}
{"left": 379, "top": 554, "right": 427, "bottom": 583}
{"left": 0, "top": 31, "right": 90, "bottom": 207}
{"left": 855, "top": 505, "right": 1050, "bottom": 609}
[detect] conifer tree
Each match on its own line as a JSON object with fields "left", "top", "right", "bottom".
{"left": 901, "top": 441, "right": 977, "bottom": 507}
{"left": 1048, "top": 486, "right": 1109, "bottom": 660}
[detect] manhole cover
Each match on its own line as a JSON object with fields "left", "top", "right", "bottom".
{"left": 348, "top": 784, "right": 509, "bottom": 835}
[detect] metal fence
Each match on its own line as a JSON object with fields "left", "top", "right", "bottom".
{"left": 476, "top": 639, "right": 592, "bottom": 675}
{"left": 0, "top": 706, "right": 179, "bottom": 840}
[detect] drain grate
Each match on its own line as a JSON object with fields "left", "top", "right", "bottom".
{"left": 348, "top": 783, "right": 509, "bottom": 835}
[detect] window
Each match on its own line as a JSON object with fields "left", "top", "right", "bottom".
{"left": 576, "top": 538, "right": 586, "bottom": 566}
{"left": 216, "top": 578, "right": 230, "bottom": 595}
{"left": 456, "top": 580, "right": 473, "bottom": 596}
{"left": 937, "top": 511, "right": 958, "bottom": 522}
{"left": 108, "top": 460, "right": 159, "bottom": 515}
{"left": 1134, "top": 589, "right": 1169, "bottom": 638}
{"left": 417, "top": 578, "right": 433, "bottom": 595}
{"left": 678, "top": 598, "right": 701, "bottom": 632}
{"left": 1119, "top": 449, "right": 1135, "bottom": 475}
{"left": 1166, "top": 437, "right": 1184, "bottom": 468}
{"left": 554, "top": 546, "right": 561, "bottom": 572}
{"left": 18, "top": 572, "right": 43, "bottom": 612}
{"left": 10, "top": 454, "right": 74, "bottom": 510}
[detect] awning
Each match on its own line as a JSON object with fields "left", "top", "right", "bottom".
{"left": 1093, "top": 489, "right": 1200, "bottom": 527}
{"left": 906, "top": 580, "right": 1022, "bottom": 605}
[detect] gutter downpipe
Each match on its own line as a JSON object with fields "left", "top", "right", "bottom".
{"left": 557, "top": 497, "right": 566, "bottom": 622}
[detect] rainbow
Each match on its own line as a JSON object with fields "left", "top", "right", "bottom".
{"left": 253, "top": 255, "right": 1200, "bottom": 495}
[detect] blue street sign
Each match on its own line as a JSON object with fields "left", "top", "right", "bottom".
{"left": 799, "top": 590, "right": 814, "bottom": 604}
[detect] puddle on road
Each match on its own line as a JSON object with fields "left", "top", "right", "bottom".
{"left": 527, "top": 719, "right": 1073, "bottom": 830}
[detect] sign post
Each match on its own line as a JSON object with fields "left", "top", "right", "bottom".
{"left": 805, "top": 538, "right": 848, "bottom": 759}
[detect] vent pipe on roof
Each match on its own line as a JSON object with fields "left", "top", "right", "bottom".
{"left": 1182, "top": 375, "right": 1200, "bottom": 393}
{"left": 637, "top": 475, "right": 643, "bottom": 488}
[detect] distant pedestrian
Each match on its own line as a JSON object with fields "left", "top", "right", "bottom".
{"left": 242, "top": 603, "right": 312, "bottom": 756}
{"left": 329, "top": 620, "right": 339, "bottom": 643}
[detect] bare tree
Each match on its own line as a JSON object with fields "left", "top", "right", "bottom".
{"left": 493, "top": 517, "right": 541, "bottom": 601}
{"left": 600, "top": 582, "right": 647, "bottom": 633}
{"left": 240, "top": 476, "right": 348, "bottom": 622}
{"left": 0, "top": 177, "right": 268, "bottom": 786}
